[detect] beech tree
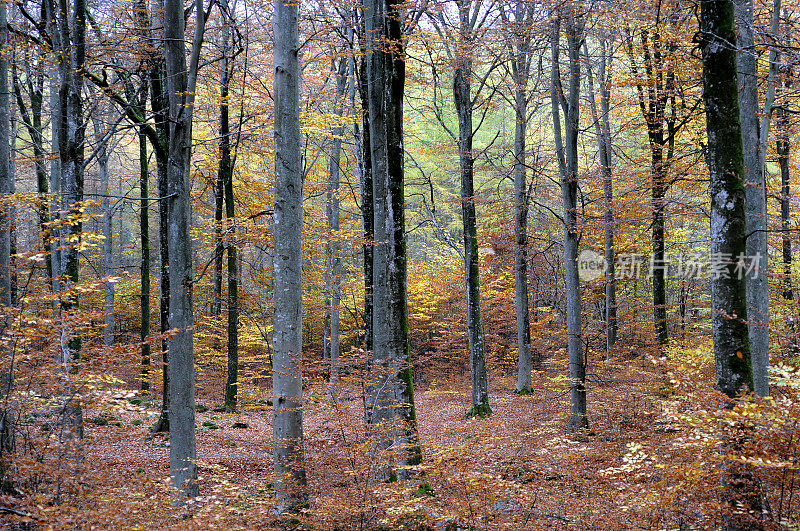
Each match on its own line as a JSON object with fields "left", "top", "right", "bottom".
{"left": 363, "top": 0, "right": 422, "bottom": 474}
{"left": 272, "top": 0, "right": 307, "bottom": 511}
{"left": 0, "top": 0, "right": 9, "bottom": 310}
{"left": 583, "top": 34, "right": 618, "bottom": 353}
{"left": 700, "top": 0, "right": 761, "bottom": 524}
{"left": 551, "top": 3, "right": 588, "bottom": 433}
{"left": 428, "top": 0, "right": 495, "bottom": 417}
{"left": 499, "top": 0, "right": 540, "bottom": 393}
{"left": 163, "top": 0, "right": 207, "bottom": 499}
{"left": 733, "top": 0, "right": 781, "bottom": 396}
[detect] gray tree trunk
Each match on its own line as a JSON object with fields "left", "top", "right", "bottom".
{"left": 325, "top": 58, "right": 346, "bottom": 383}
{"left": 355, "top": 37, "right": 374, "bottom": 383}
{"left": 140, "top": 125, "right": 151, "bottom": 390}
{"left": 48, "top": 60, "right": 61, "bottom": 291}
{"left": 702, "top": 0, "right": 755, "bottom": 398}
{"left": 734, "top": 0, "right": 772, "bottom": 397}
{"left": 551, "top": 9, "right": 589, "bottom": 433}
{"left": 584, "top": 39, "right": 618, "bottom": 353}
{"left": 0, "top": 0, "right": 10, "bottom": 309}
{"left": 150, "top": 29, "right": 171, "bottom": 431}
{"left": 700, "top": 0, "right": 761, "bottom": 526}
{"left": 501, "top": 1, "right": 536, "bottom": 393}
{"left": 272, "top": 0, "right": 307, "bottom": 511}
{"left": 57, "top": 0, "right": 86, "bottom": 361}
{"left": 91, "top": 110, "right": 115, "bottom": 347}
{"left": 363, "top": 0, "right": 421, "bottom": 476}
{"left": 219, "top": 1, "right": 238, "bottom": 411}
{"left": 163, "top": 0, "right": 206, "bottom": 499}
{"left": 442, "top": 0, "right": 490, "bottom": 417}
{"left": 777, "top": 82, "right": 795, "bottom": 354}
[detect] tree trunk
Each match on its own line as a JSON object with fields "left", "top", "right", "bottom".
{"left": 778, "top": 105, "right": 792, "bottom": 302}
{"left": 149, "top": 2, "right": 171, "bottom": 431}
{"left": 164, "top": 0, "right": 204, "bottom": 499}
{"left": 512, "top": 66, "right": 533, "bottom": 392}
{"left": 363, "top": 0, "right": 421, "bottom": 476}
{"left": 551, "top": 9, "right": 589, "bottom": 433}
{"left": 356, "top": 51, "right": 374, "bottom": 383}
{"left": 91, "top": 109, "right": 115, "bottom": 347}
{"left": 272, "top": 0, "right": 307, "bottom": 511}
{"left": 0, "top": 0, "right": 9, "bottom": 309}
{"left": 325, "top": 58, "right": 346, "bottom": 383}
{"left": 57, "top": 0, "right": 86, "bottom": 362}
{"left": 451, "top": 2, "right": 490, "bottom": 417}
{"left": 584, "top": 40, "right": 618, "bottom": 353}
{"left": 212, "top": 173, "right": 223, "bottom": 318}
{"left": 49, "top": 63, "right": 61, "bottom": 292}
{"left": 700, "top": 0, "right": 760, "bottom": 526}
{"left": 777, "top": 95, "right": 795, "bottom": 354}
{"left": 140, "top": 118, "right": 151, "bottom": 392}
{"left": 219, "top": 8, "right": 239, "bottom": 411}
{"left": 734, "top": 0, "right": 771, "bottom": 397}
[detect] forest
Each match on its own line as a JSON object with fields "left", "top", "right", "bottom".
{"left": 0, "top": 0, "right": 798, "bottom": 527}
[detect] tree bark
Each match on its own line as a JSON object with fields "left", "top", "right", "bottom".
{"left": 57, "top": 0, "right": 86, "bottom": 361}
{"left": 700, "top": 0, "right": 760, "bottom": 526}
{"left": 0, "top": 0, "right": 9, "bottom": 309}
{"left": 272, "top": 0, "right": 307, "bottom": 511}
{"left": 325, "top": 58, "right": 346, "bottom": 383}
{"left": 91, "top": 107, "right": 115, "bottom": 347}
{"left": 220, "top": 4, "right": 239, "bottom": 410}
{"left": 48, "top": 57, "right": 61, "bottom": 292}
{"left": 356, "top": 47, "right": 374, "bottom": 386}
{"left": 551, "top": 8, "right": 589, "bottom": 433}
{"left": 447, "top": 0, "right": 490, "bottom": 417}
{"left": 778, "top": 105, "right": 792, "bottom": 301}
{"left": 145, "top": 0, "right": 171, "bottom": 431}
{"left": 140, "top": 111, "right": 151, "bottom": 392}
{"left": 363, "top": 0, "right": 421, "bottom": 475}
{"left": 504, "top": 1, "right": 536, "bottom": 391}
{"left": 734, "top": 0, "right": 772, "bottom": 397}
{"left": 163, "top": 0, "right": 205, "bottom": 499}
{"left": 584, "top": 39, "right": 618, "bottom": 354}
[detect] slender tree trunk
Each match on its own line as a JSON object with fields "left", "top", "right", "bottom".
{"left": 326, "top": 58, "right": 346, "bottom": 383}
{"left": 49, "top": 62, "right": 61, "bottom": 292}
{"left": 734, "top": 0, "right": 771, "bottom": 397}
{"left": 212, "top": 175, "right": 223, "bottom": 318}
{"left": 551, "top": 9, "right": 589, "bottom": 433}
{"left": 363, "top": 0, "right": 421, "bottom": 475}
{"left": 58, "top": 0, "right": 86, "bottom": 362}
{"left": 163, "top": 0, "right": 204, "bottom": 499}
{"left": 584, "top": 40, "right": 618, "bottom": 353}
{"left": 356, "top": 52, "right": 374, "bottom": 380}
{"left": 0, "top": 0, "right": 9, "bottom": 309}
{"left": 513, "top": 73, "right": 533, "bottom": 392}
{"left": 700, "top": 1, "right": 760, "bottom": 526}
{"left": 140, "top": 120, "right": 151, "bottom": 392}
{"left": 451, "top": 3, "right": 490, "bottom": 417}
{"left": 91, "top": 110, "right": 115, "bottom": 347}
{"left": 148, "top": 16, "right": 171, "bottom": 429}
{"left": 777, "top": 97, "right": 796, "bottom": 354}
{"left": 501, "top": 0, "right": 536, "bottom": 394}
{"left": 778, "top": 104, "right": 792, "bottom": 302}
{"left": 272, "top": 0, "right": 307, "bottom": 511}
{"left": 219, "top": 10, "right": 239, "bottom": 411}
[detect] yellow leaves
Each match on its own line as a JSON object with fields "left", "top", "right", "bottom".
{"left": 300, "top": 111, "right": 353, "bottom": 137}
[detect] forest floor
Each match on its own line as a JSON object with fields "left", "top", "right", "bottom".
{"left": 1, "top": 346, "right": 790, "bottom": 529}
